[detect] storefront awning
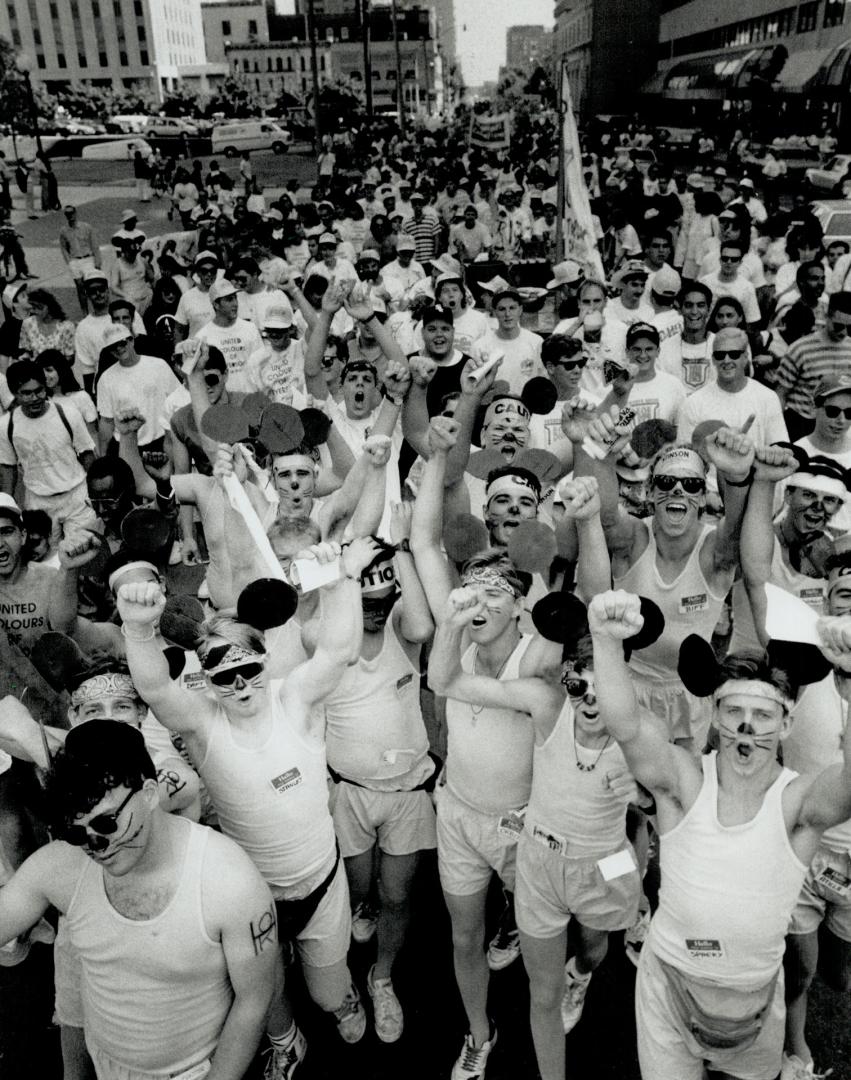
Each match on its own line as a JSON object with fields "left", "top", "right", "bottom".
{"left": 657, "top": 47, "right": 777, "bottom": 100}
{"left": 774, "top": 47, "right": 834, "bottom": 92}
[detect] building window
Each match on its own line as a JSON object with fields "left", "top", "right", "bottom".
{"left": 222, "top": 19, "right": 231, "bottom": 36}
{"left": 824, "top": 0, "right": 846, "bottom": 27}
{"left": 36, "top": 53, "right": 46, "bottom": 68}
{"left": 253, "top": 60, "right": 259, "bottom": 71}
{"left": 99, "top": 51, "right": 108, "bottom": 65}
{"left": 57, "top": 52, "right": 66, "bottom": 67}
{"left": 50, "top": 1, "right": 59, "bottom": 15}
{"left": 248, "top": 19, "right": 257, "bottom": 35}
{"left": 798, "top": 2, "right": 820, "bottom": 32}
{"left": 300, "top": 55, "right": 306, "bottom": 71}
{"left": 276, "top": 56, "right": 282, "bottom": 71}
{"left": 92, "top": 0, "right": 100, "bottom": 14}
{"left": 140, "top": 49, "right": 148, "bottom": 64}
{"left": 266, "top": 57, "right": 272, "bottom": 71}
{"left": 320, "top": 56, "right": 325, "bottom": 70}
{"left": 33, "top": 28, "right": 42, "bottom": 45}
{"left": 119, "top": 50, "right": 128, "bottom": 64}
{"left": 134, "top": 0, "right": 142, "bottom": 12}
{"left": 78, "top": 53, "right": 87, "bottom": 66}
{"left": 242, "top": 58, "right": 249, "bottom": 71}
{"left": 287, "top": 56, "right": 293, "bottom": 70}
{"left": 113, "top": 0, "right": 120, "bottom": 13}
{"left": 11, "top": 29, "right": 20, "bottom": 45}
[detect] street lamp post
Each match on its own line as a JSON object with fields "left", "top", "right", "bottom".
{"left": 15, "top": 53, "right": 45, "bottom": 158}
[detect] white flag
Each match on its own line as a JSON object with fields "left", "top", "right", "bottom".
{"left": 560, "top": 70, "right": 605, "bottom": 281}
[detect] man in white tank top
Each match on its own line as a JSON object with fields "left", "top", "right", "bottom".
{"left": 590, "top": 589, "right": 851, "bottom": 1080}
{"left": 0, "top": 721, "right": 277, "bottom": 1080}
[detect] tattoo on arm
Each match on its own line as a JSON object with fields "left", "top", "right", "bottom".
{"left": 157, "top": 768, "right": 187, "bottom": 801}
{"left": 249, "top": 902, "right": 277, "bottom": 956}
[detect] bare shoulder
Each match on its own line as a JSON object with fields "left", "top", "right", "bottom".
{"left": 17, "top": 840, "right": 88, "bottom": 913}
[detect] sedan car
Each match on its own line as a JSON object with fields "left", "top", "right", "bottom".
{"left": 812, "top": 200, "right": 851, "bottom": 245}
{"left": 805, "top": 154, "right": 851, "bottom": 194}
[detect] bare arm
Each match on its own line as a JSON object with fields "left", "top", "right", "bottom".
{"left": 0, "top": 845, "right": 62, "bottom": 947}
{"left": 557, "top": 476, "right": 612, "bottom": 601}
{"left": 700, "top": 424, "right": 758, "bottom": 571}
{"left": 389, "top": 501, "right": 434, "bottom": 644}
{"left": 410, "top": 418, "right": 458, "bottom": 620}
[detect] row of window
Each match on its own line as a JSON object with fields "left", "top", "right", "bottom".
{"left": 31, "top": 48, "right": 149, "bottom": 69}
{"left": 221, "top": 19, "right": 259, "bottom": 38}
{"left": 662, "top": 1, "right": 850, "bottom": 59}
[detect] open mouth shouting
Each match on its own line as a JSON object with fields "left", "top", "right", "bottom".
{"left": 662, "top": 499, "right": 689, "bottom": 524}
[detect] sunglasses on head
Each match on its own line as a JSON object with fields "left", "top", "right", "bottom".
{"left": 62, "top": 787, "right": 139, "bottom": 846}
{"left": 208, "top": 661, "right": 264, "bottom": 687}
{"left": 713, "top": 349, "right": 745, "bottom": 360}
{"left": 561, "top": 674, "right": 592, "bottom": 698}
{"left": 652, "top": 474, "right": 706, "bottom": 494}
{"left": 823, "top": 403, "right": 851, "bottom": 420}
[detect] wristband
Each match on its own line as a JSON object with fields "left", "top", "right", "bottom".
{"left": 154, "top": 476, "right": 174, "bottom": 500}
{"left": 384, "top": 395, "right": 404, "bottom": 407}
{"left": 120, "top": 623, "right": 157, "bottom": 642}
{"left": 395, "top": 538, "right": 411, "bottom": 553}
{"left": 722, "top": 467, "right": 755, "bottom": 488}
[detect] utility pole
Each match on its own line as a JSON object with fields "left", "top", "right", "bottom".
{"left": 306, "top": 0, "right": 322, "bottom": 165}
{"left": 390, "top": 0, "right": 404, "bottom": 134}
{"left": 361, "top": 0, "right": 373, "bottom": 118}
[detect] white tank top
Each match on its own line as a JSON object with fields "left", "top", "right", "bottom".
{"left": 615, "top": 521, "right": 730, "bottom": 683}
{"left": 730, "top": 537, "right": 826, "bottom": 654}
{"left": 444, "top": 635, "right": 534, "bottom": 813}
{"left": 65, "top": 820, "right": 231, "bottom": 1073}
{"left": 196, "top": 681, "right": 336, "bottom": 895}
{"left": 525, "top": 700, "right": 630, "bottom": 859}
{"left": 649, "top": 752, "right": 808, "bottom": 988}
{"left": 323, "top": 616, "right": 430, "bottom": 788}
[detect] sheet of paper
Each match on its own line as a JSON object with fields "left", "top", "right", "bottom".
{"left": 764, "top": 582, "right": 820, "bottom": 645}
{"left": 291, "top": 557, "right": 341, "bottom": 592}
{"left": 597, "top": 848, "right": 637, "bottom": 881}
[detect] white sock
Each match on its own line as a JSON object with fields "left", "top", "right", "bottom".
{"left": 565, "top": 956, "right": 592, "bottom": 983}
{"left": 269, "top": 1023, "right": 297, "bottom": 1049}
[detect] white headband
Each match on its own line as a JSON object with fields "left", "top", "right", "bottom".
{"left": 485, "top": 473, "right": 540, "bottom": 504}
{"left": 714, "top": 679, "right": 793, "bottom": 713}
{"left": 108, "top": 560, "right": 160, "bottom": 593}
{"left": 789, "top": 471, "right": 848, "bottom": 502}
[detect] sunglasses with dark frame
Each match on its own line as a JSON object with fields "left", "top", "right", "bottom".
{"left": 652, "top": 474, "right": 706, "bottom": 495}
{"left": 203, "top": 372, "right": 221, "bottom": 386}
{"left": 549, "top": 356, "right": 588, "bottom": 371}
{"left": 208, "top": 661, "right": 265, "bottom": 687}
{"left": 62, "top": 786, "right": 139, "bottom": 846}
{"left": 713, "top": 349, "right": 745, "bottom": 360}
{"left": 561, "top": 674, "right": 593, "bottom": 698}
{"left": 823, "top": 403, "right": 851, "bottom": 420}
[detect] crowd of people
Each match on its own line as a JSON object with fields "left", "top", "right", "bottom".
{"left": 0, "top": 110, "right": 849, "bottom": 1080}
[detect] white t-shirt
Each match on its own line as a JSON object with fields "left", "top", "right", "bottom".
{"left": 237, "top": 288, "right": 294, "bottom": 332}
{"left": 529, "top": 389, "right": 601, "bottom": 452}
{"left": 74, "top": 312, "right": 145, "bottom": 377}
{"left": 676, "top": 378, "right": 788, "bottom": 447}
{"left": 552, "top": 322, "right": 627, "bottom": 397}
{"left": 195, "top": 318, "right": 266, "bottom": 394}
{"left": 97, "top": 355, "right": 182, "bottom": 446}
{"left": 606, "top": 296, "right": 654, "bottom": 329}
{"left": 175, "top": 287, "right": 215, "bottom": 339}
{"left": 261, "top": 340, "right": 306, "bottom": 404}
{"left": 699, "top": 272, "right": 761, "bottom": 324}
{"left": 626, "top": 369, "right": 686, "bottom": 424}
{"left": 651, "top": 308, "right": 685, "bottom": 378}
{"left": 0, "top": 399, "right": 93, "bottom": 496}
{"left": 474, "top": 328, "right": 545, "bottom": 395}
{"left": 658, "top": 334, "right": 716, "bottom": 395}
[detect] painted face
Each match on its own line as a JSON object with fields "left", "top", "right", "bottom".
{"left": 484, "top": 487, "right": 538, "bottom": 546}
{"left": 0, "top": 518, "right": 24, "bottom": 577}
{"left": 466, "top": 585, "right": 519, "bottom": 643}
{"left": 716, "top": 693, "right": 787, "bottom": 774}
{"left": 272, "top": 454, "right": 316, "bottom": 516}
{"left": 651, "top": 472, "right": 706, "bottom": 536}
{"left": 206, "top": 658, "right": 268, "bottom": 715}
{"left": 562, "top": 665, "right": 601, "bottom": 733}
{"left": 480, "top": 410, "right": 530, "bottom": 461}
{"left": 785, "top": 485, "right": 843, "bottom": 535}
{"left": 68, "top": 784, "right": 151, "bottom": 874}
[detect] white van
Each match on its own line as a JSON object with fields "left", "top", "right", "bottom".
{"left": 211, "top": 120, "right": 291, "bottom": 157}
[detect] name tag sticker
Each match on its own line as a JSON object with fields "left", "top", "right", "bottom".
{"left": 686, "top": 938, "right": 725, "bottom": 960}
{"left": 816, "top": 866, "right": 851, "bottom": 897}
{"left": 679, "top": 592, "right": 708, "bottom": 614}
{"left": 597, "top": 849, "right": 637, "bottom": 881}
{"left": 270, "top": 767, "right": 302, "bottom": 794}
{"left": 182, "top": 671, "right": 207, "bottom": 692}
{"left": 497, "top": 808, "right": 525, "bottom": 841}
{"left": 396, "top": 672, "right": 414, "bottom": 691}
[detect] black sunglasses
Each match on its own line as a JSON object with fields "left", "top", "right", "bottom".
{"left": 719, "top": 255, "right": 741, "bottom": 263}
{"left": 713, "top": 349, "right": 745, "bottom": 360}
{"left": 321, "top": 355, "right": 338, "bottom": 368}
{"left": 652, "top": 474, "right": 706, "bottom": 495}
{"left": 551, "top": 356, "right": 587, "bottom": 371}
{"left": 62, "top": 787, "right": 139, "bottom": 846}
{"left": 204, "top": 372, "right": 221, "bottom": 386}
{"left": 562, "top": 674, "right": 592, "bottom": 698}
{"left": 823, "top": 404, "right": 851, "bottom": 420}
{"left": 209, "top": 661, "right": 264, "bottom": 686}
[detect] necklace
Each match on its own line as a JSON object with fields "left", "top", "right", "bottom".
{"left": 470, "top": 647, "right": 513, "bottom": 717}
{"left": 573, "top": 731, "right": 612, "bottom": 772}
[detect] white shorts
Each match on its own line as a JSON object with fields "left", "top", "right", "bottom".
{"left": 67, "top": 256, "right": 97, "bottom": 281}
{"left": 330, "top": 779, "right": 436, "bottom": 858}
{"left": 788, "top": 845, "right": 851, "bottom": 942}
{"left": 287, "top": 859, "right": 352, "bottom": 970}
{"left": 87, "top": 1041, "right": 212, "bottom": 1080}
{"left": 435, "top": 784, "right": 520, "bottom": 897}
{"left": 635, "top": 946, "right": 785, "bottom": 1080}
{"left": 25, "top": 480, "right": 98, "bottom": 546}
{"left": 53, "top": 916, "right": 84, "bottom": 1028}
{"left": 514, "top": 830, "right": 640, "bottom": 939}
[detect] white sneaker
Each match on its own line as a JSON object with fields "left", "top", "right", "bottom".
{"left": 351, "top": 899, "right": 379, "bottom": 944}
{"left": 486, "top": 926, "right": 521, "bottom": 971}
{"left": 561, "top": 962, "right": 592, "bottom": 1033}
{"left": 334, "top": 983, "right": 367, "bottom": 1044}
{"left": 451, "top": 1028, "right": 497, "bottom": 1080}
{"left": 624, "top": 908, "right": 651, "bottom": 968}
{"left": 367, "top": 964, "right": 403, "bottom": 1043}
{"left": 264, "top": 1027, "right": 307, "bottom": 1080}
{"left": 780, "top": 1052, "right": 833, "bottom": 1080}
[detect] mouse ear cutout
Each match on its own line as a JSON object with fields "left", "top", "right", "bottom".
{"left": 30, "top": 632, "right": 88, "bottom": 692}
{"left": 677, "top": 633, "right": 723, "bottom": 697}
{"left": 162, "top": 646, "right": 188, "bottom": 681}
{"left": 521, "top": 377, "right": 558, "bottom": 416}
{"left": 236, "top": 577, "right": 299, "bottom": 632}
{"left": 466, "top": 448, "right": 508, "bottom": 481}
{"left": 200, "top": 402, "right": 251, "bottom": 444}
{"left": 240, "top": 392, "right": 271, "bottom": 430}
{"left": 631, "top": 419, "right": 677, "bottom": 460}
{"left": 690, "top": 419, "right": 725, "bottom": 460}
{"left": 766, "top": 640, "right": 832, "bottom": 691}
{"left": 160, "top": 595, "right": 205, "bottom": 651}
{"left": 507, "top": 520, "right": 557, "bottom": 575}
{"left": 531, "top": 591, "right": 589, "bottom": 646}
{"left": 299, "top": 407, "right": 332, "bottom": 447}
{"left": 120, "top": 508, "right": 172, "bottom": 560}
{"left": 624, "top": 597, "right": 665, "bottom": 658}
{"left": 258, "top": 403, "right": 306, "bottom": 456}
{"left": 512, "top": 448, "right": 562, "bottom": 485}
{"left": 444, "top": 514, "right": 490, "bottom": 564}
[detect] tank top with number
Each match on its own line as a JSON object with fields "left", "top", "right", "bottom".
{"left": 195, "top": 681, "right": 335, "bottom": 895}
{"left": 65, "top": 819, "right": 231, "bottom": 1074}
{"left": 323, "top": 616, "right": 430, "bottom": 788}
{"left": 649, "top": 752, "right": 808, "bottom": 988}
{"left": 444, "top": 634, "right": 534, "bottom": 814}
{"left": 615, "top": 520, "right": 730, "bottom": 683}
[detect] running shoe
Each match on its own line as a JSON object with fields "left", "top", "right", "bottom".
{"left": 451, "top": 1028, "right": 497, "bottom": 1080}
{"left": 560, "top": 963, "right": 592, "bottom": 1033}
{"left": 624, "top": 908, "right": 651, "bottom": 968}
{"left": 367, "top": 964, "right": 404, "bottom": 1043}
{"left": 263, "top": 1027, "right": 307, "bottom": 1080}
{"left": 334, "top": 983, "right": 367, "bottom": 1044}
{"left": 351, "top": 899, "right": 379, "bottom": 944}
{"left": 487, "top": 925, "right": 521, "bottom": 971}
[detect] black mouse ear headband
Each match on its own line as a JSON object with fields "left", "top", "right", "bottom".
{"left": 531, "top": 592, "right": 664, "bottom": 660}
{"left": 236, "top": 577, "right": 299, "bottom": 632}
{"left": 201, "top": 402, "right": 332, "bottom": 460}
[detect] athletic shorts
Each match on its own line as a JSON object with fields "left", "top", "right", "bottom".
{"left": 53, "top": 916, "right": 83, "bottom": 1028}
{"left": 788, "top": 846, "right": 851, "bottom": 942}
{"left": 635, "top": 946, "right": 785, "bottom": 1080}
{"left": 633, "top": 676, "right": 712, "bottom": 748}
{"left": 288, "top": 858, "right": 351, "bottom": 969}
{"left": 87, "top": 1040, "right": 213, "bottom": 1080}
{"left": 435, "top": 784, "right": 520, "bottom": 897}
{"left": 514, "top": 830, "right": 640, "bottom": 939}
{"left": 330, "top": 779, "right": 436, "bottom": 858}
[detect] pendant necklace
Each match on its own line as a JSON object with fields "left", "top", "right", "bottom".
{"left": 573, "top": 732, "right": 612, "bottom": 772}
{"left": 471, "top": 648, "right": 512, "bottom": 717}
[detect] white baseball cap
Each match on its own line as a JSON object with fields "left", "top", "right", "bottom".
{"left": 262, "top": 306, "right": 294, "bottom": 330}
{"left": 103, "top": 324, "right": 133, "bottom": 349}
{"left": 209, "top": 279, "right": 238, "bottom": 303}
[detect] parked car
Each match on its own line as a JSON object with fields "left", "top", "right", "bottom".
{"left": 144, "top": 116, "right": 199, "bottom": 138}
{"left": 741, "top": 142, "right": 822, "bottom": 183}
{"left": 211, "top": 120, "right": 292, "bottom": 157}
{"left": 82, "top": 137, "right": 152, "bottom": 161}
{"left": 812, "top": 200, "right": 851, "bottom": 246}
{"left": 805, "top": 154, "right": 851, "bottom": 194}
{"left": 106, "top": 114, "right": 148, "bottom": 135}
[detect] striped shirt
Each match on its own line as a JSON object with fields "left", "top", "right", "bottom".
{"left": 774, "top": 330, "right": 851, "bottom": 419}
{"left": 402, "top": 210, "right": 442, "bottom": 263}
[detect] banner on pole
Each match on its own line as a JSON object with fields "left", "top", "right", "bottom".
{"left": 560, "top": 72, "right": 605, "bottom": 281}
{"left": 469, "top": 112, "right": 511, "bottom": 150}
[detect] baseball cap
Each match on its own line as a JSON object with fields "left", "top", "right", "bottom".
{"left": 420, "top": 303, "right": 454, "bottom": 327}
{"left": 263, "top": 208, "right": 284, "bottom": 223}
{"left": 63, "top": 204, "right": 77, "bottom": 213}
{"left": 377, "top": 185, "right": 394, "bottom": 199}
{"left": 435, "top": 271, "right": 464, "bottom": 288}
{"left": 650, "top": 266, "right": 682, "bottom": 297}
{"left": 0, "top": 493, "right": 22, "bottom": 524}
{"left": 395, "top": 234, "right": 416, "bottom": 252}
{"left": 626, "top": 321, "right": 660, "bottom": 347}
{"left": 209, "top": 279, "right": 238, "bottom": 303}
{"left": 103, "top": 324, "right": 133, "bottom": 349}
{"left": 613, "top": 259, "right": 649, "bottom": 286}
{"left": 410, "top": 191, "right": 425, "bottom": 202}
{"left": 357, "top": 249, "right": 380, "bottom": 263}
{"left": 546, "top": 260, "right": 584, "bottom": 289}
{"left": 83, "top": 268, "right": 109, "bottom": 286}
{"left": 814, "top": 377, "right": 851, "bottom": 403}
{"left": 194, "top": 250, "right": 219, "bottom": 267}
{"left": 317, "top": 200, "right": 335, "bottom": 212}
{"left": 686, "top": 172, "right": 704, "bottom": 189}
{"left": 433, "top": 254, "right": 462, "bottom": 277}
{"left": 2, "top": 282, "right": 27, "bottom": 308}
{"left": 739, "top": 177, "right": 755, "bottom": 189}
{"left": 714, "top": 166, "right": 727, "bottom": 177}
{"left": 120, "top": 209, "right": 137, "bottom": 223}
{"left": 318, "top": 232, "right": 337, "bottom": 246}
{"left": 262, "top": 306, "right": 294, "bottom": 330}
